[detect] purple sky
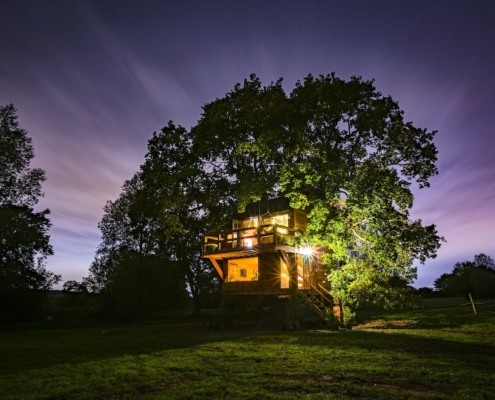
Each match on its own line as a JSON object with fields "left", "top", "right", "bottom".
{"left": 1, "top": 0, "right": 494, "bottom": 287}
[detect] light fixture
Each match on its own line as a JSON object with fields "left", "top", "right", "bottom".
{"left": 245, "top": 239, "right": 253, "bottom": 247}
{"left": 298, "top": 246, "right": 313, "bottom": 255}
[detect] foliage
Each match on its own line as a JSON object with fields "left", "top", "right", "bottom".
{"left": 280, "top": 74, "right": 441, "bottom": 312}
{"left": 192, "top": 75, "right": 288, "bottom": 212}
{"left": 327, "top": 257, "right": 421, "bottom": 315}
{"left": 0, "top": 205, "right": 55, "bottom": 291}
{"left": 473, "top": 253, "right": 495, "bottom": 269}
{"left": 0, "top": 104, "right": 59, "bottom": 320}
{"left": 103, "top": 251, "right": 188, "bottom": 319}
{"left": 324, "top": 308, "right": 340, "bottom": 325}
{"left": 83, "top": 254, "right": 115, "bottom": 294}
{"left": 341, "top": 306, "right": 357, "bottom": 325}
{"left": 62, "top": 280, "right": 88, "bottom": 293}
{"left": 87, "top": 123, "right": 220, "bottom": 315}
{"left": 192, "top": 74, "right": 442, "bottom": 314}
{"left": 139, "top": 123, "right": 222, "bottom": 313}
{"left": 415, "top": 286, "right": 437, "bottom": 298}
{"left": 287, "top": 287, "right": 307, "bottom": 322}
{"left": 434, "top": 253, "right": 495, "bottom": 299}
{"left": 88, "top": 73, "right": 442, "bottom": 317}
{"left": 0, "top": 105, "right": 45, "bottom": 208}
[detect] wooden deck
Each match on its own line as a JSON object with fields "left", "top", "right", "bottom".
{"left": 203, "top": 224, "right": 297, "bottom": 260}
{"left": 204, "top": 243, "right": 297, "bottom": 260}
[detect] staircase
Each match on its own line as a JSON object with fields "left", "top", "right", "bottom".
{"left": 299, "top": 274, "right": 335, "bottom": 324}
{"left": 278, "top": 249, "right": 338, "bottom": 325}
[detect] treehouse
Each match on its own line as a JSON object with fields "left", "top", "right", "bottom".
{"left": 202, "top": 197, "right": 338, "bottom": 323}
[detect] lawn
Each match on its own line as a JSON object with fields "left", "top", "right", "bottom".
{"left": 1, "top": 299, "right": 495, "bottom": 399}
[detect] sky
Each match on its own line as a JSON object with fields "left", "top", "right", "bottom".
{"left": 1, "top": 0, "right": 494, "bottom": 288}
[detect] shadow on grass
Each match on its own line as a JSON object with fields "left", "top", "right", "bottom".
{"left": 1, "top": 314, "right": 494, "bottom": 378}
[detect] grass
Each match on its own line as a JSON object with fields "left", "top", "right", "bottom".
{"left": 1, "top": 299, "right": 495, "bottom": 399}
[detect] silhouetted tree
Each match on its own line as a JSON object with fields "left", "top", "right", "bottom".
{"left": 138, "top": 123, "right": 222, "bottom": 313}
{"left": 86, "top": 123, "right": 221, "bottom": 315}
{"left": 85, "top": 173, "right": 189, "bottom": 317}
{"left": 415, "top": 286, "right": 436, "bottom": 298}
{"left": 103, "top": 250, "right": 187, "bottom": 319}
{"left": 0, "top": 104, "right": 59, "bottom": 320}
{"left": 62, "top": 280, "right": 88, "bottom": 293}
{"left": 434, "top": 254, "right": 495, "bottom": 298}
{"left": 474, "top": 253, "right": 495, "bottom": 270}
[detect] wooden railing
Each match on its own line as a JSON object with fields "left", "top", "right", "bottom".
{"left": 318, "top": 283, "right": 332, "bottom": 298}
{"left": 203, "top": 224, "right": 293, "bottom": 253}
{"left": 298, "top": 273, "right": 333, "bottom": 321}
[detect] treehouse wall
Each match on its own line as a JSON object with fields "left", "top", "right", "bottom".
{"left": 222, "top": 252, "right": 290, "bottom": 295}
{"left": 285, "top": 249, "right": 330, "bottom": 291}
{"left": 203, "top": 196, "right": 330, "bottom": 297}
{"left": 293, "top": 209, "right": 308, "bottom": 231}
{"left": 220, "top": 250, "right": 329, "bottom": 295}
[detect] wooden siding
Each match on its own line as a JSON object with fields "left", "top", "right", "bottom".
{"left": 203, "top": 201, "right": 331, "bottom": 299}
{"left": 222, "top": 252, "right": 286, "bottom": 295}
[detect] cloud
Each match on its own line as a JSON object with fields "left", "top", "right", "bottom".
{"left": 1, "top": 0, "right": 494, "bottom": 288}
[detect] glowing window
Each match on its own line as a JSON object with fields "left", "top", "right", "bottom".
{"left": 227, "top": 257, "right": 258, "bottom": 282}
{"left": 262, "top": 214, "right": 289, "bottom": 227}
{"left": 281, "top": 260, "right": 290, "bottom": 289}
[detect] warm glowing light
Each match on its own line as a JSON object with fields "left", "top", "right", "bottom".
{"left": 298, "top": 246, "right": 313, "bottom": 255}
{"left": 227, "top": 258, "right": 258, "bottom": 281}
{"left": 280, "top": 260, "right": 290, "bottom": 289}
{"left": 245, "top": 239, "right": 253, "bottom": 247}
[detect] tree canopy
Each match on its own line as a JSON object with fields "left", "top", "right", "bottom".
{"left": 193, "top": 74, "right": 443, "bottom": 312}
{"left": 0, "top": 104, "right": 58, "bottom": 294}
{"left": 90, "top": 73, "right": 443, "bottom": 316}
{"left": 86, "top": 123, "right": 220, "bottom": 316}
{"left": 434, "top": 254, "right": 495, "bottom": 299}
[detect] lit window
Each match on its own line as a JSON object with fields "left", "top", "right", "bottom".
{"left": 281, "top": 260, "right": 290, "bottom": 289}
{"left": 227, "top": 258, "right": 258, "bottom": 282}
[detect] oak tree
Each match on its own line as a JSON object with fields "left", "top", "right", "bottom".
{"left": 193, "top": 74, "right": 443, "bottom": 316}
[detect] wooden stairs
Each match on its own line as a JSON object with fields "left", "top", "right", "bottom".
{"left": 278, "top": 249, "right": 339, "bottom": 325}
{"left": 299, "top": 275, "right": 335, "bottom": 324}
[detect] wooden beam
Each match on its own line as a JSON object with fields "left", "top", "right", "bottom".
{"left": 206, "top": 257, "right": 224, "bottom": 280}
{"left": 278, "top": 250, "right": 295, "bottom": 271}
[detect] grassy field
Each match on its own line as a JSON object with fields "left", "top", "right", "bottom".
{"left": 1, "top": 299, "right": 495, "bottom": 399}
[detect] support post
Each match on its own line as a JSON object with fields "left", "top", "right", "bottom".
{"left": 207, "top": 257, "right": 224, "bottom": 280}
{"left": 468, "top": 293, "right": 477, "bottom": 315}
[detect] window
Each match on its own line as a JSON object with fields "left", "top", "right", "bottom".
{"left": 262, "top": 214, "right": 288, "bottom": 227}
{"left": 232, "top": 220, "right": 242, "bottom": 230}
{"left": 281, "top": 260, "right": 290, "bottom": 289}
{"left": 297, "top": 254, "right": 304, "bottom": 289}
{"left": 227, "top": 257, "right": 258, "bottom": 282}
{"left": 242, "top": 218, "right": 258, "bottom": 228}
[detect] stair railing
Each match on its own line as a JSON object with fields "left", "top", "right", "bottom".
{"left": 317, "top": 283, "right": 332, "bottom": 298}
{"left": 277, "top": 249, "right": 334, "bottom": 322}
{"left": 297, "top": 273, "right": 333, "bottom": 320}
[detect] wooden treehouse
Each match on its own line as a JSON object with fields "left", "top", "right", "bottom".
{"left": 202, "top": 197, "right": 339, "bottom": 324}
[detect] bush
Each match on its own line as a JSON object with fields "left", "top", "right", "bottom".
{"left": 103, "top": 253, "right": 189, "bottom": 320}
{"left": 0, "top": 290, "right": 50, "bottom": 322}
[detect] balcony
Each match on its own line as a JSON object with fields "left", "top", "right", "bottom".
{"left": 203, "top": 224, "right": 293, "bottom": 255}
